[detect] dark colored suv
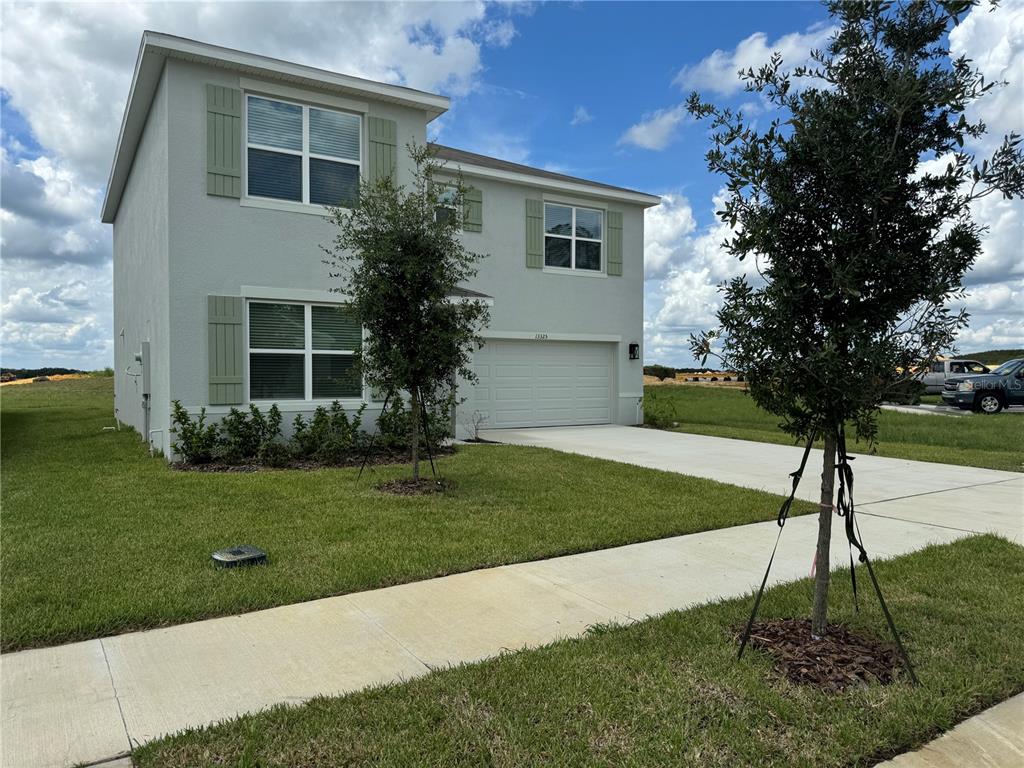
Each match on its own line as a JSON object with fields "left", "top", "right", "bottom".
{"left": 941, "top": 358, "right": 1024, "bottom": 413}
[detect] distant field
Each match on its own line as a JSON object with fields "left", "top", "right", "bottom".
{"left": 644, "top": 385, "right": 1023, "bottom": 473}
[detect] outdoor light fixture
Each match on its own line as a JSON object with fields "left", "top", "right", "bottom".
{"left": 212, "top": 545, "right": 268, "bottom": 568}
{"left": 628, "top": 343, "right": 640, "bottom": 360}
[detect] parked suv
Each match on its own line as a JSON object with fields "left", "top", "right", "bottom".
{"left": 919, "top": 358, "right": 990, "bottom": 393}
{"left": 941, "top": 358, "right": 1024, "bottom": 413}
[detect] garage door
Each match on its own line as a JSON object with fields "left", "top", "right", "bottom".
{"left": 468, "top": 339, "right": 613, "bottom": 428}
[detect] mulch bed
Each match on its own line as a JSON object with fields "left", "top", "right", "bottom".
{"left": 741, "top": 618, "right": 902, "bottom": 692}
{"left": 375, "top": 478, "right": 453, "bottom": 495}
{"left": 171, "top": 447, "right": 455, "bottom": 473}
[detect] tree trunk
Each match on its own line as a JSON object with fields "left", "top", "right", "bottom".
{"left": 811, "top": 432, "right": 837, "bottom": 639}
{"left": 410, "top": 387, "right": 421, "bottom": 482}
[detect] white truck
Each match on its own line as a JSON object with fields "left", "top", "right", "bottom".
{"left": 918, "top": 358, "right": 990, "bottom": 393}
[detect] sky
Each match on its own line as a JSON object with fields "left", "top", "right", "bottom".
{"left": 1, "top": 0, "right": 1022, "bottom": 370}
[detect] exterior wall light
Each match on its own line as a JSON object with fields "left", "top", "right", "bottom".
{"left": 628, "top": 343, "right": 640, "bottom": 360}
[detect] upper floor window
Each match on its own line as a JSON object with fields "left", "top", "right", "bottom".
{"left": 435, "top": 185, "right": 458, "bottom": 227}
{"left": 246, "top": 95, "right": 361, "bottom": 208}
{"left": 544, "top": 203, "right": 602, "bottom": 271}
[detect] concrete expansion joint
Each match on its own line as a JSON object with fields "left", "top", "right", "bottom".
{"left": 347, "top": 600, "right": 433, "bottom": 674}
{"left": 859, "top": 476, "right": 1022, "bottom": 509}
{"left": 99, "top": 638, "right": 134, "bottom": 755}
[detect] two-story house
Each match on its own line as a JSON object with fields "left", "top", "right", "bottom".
{"left": 101, "top": 32, "right": 660, "bottom": 455}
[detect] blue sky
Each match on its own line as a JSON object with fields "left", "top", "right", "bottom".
{"left": 1, "top": 1, "right": 1021, "bottom": 370}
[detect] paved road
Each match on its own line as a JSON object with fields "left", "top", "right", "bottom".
{"left": 2, "top": 427, "right": 1021, "bottom": 767}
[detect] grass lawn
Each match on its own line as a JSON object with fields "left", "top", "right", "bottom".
{"left": 0, "top": 377, "right": 813, "bottom": 652}
{"left": 644, "top": 385, "right": 1024, "bottom": 473}
{"left": 135, "top": 535, "right": 1024, "bottom": 767}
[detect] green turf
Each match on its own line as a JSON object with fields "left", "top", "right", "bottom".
{"left": 134, "top": 535, "right": 1024, "bottom": 767}
{"left": 644, "top": 385, "right": 1023, "bottom": 472}
{"left": 0, "top": 377, "right": 813, "bottom": 651}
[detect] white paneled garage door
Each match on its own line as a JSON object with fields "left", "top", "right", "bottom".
{"left": 468, "top": 339, "right": 613, "bottom": 428}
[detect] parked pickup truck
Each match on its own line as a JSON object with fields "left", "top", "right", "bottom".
{"left": 918, "top": 358, "right": 990, "bottom": 393}
{"left": 941, "top": 358, "right": 1024, "bottom": 413}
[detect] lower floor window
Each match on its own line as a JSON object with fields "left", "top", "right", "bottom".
{"left": 248, "top": 301, "right": 361, "bottom": 400}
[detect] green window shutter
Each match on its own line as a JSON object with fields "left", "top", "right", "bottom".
{"left": 208, "top": 296, "right": 244, "bottom": 405}
{"left": 367, "top": 116, "right": 397, "bottom": 183}
{"left": 463, "top": 187, "right": 483, "bottom": 232}
{"left": 206, "top": 85, "right": 242, "bottom": 198}
{"left": 607, "top": 210, "right": 623, "bottom": 276}
{"left": 525, "top": 198, "right": 544, "bottom": 268}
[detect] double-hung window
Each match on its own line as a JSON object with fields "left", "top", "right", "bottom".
{"left": 544, "top": 203, "right": 603, "bottom": 271}
{"left": 435, "top": 185, "right": 458, "bottom": 227}
{"left": 248, "top": 301, "right": 361, "bottom": 401}
{"left": 246, "top": 95, "right": 361, "bottom": 207}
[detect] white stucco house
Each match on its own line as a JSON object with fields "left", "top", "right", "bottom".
{"left": 101, "top": 32, "right": 660, "bottom": 455}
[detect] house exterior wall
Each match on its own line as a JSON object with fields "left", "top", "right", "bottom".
{"left": 113, "top": 67, "right": 171, "bottom": 454}
{"left": 163, "top": 58, "right": 428, "bottom": 430}
{"left": 114, "top": 55, "right": 645, "bottom": 453}
{"left": 446, "top": 174, "right": 646, "bottom": 430}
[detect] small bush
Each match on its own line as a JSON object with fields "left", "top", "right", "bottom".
{"left": 376, "top": 392, "right": 448, "bottom": 452}
{"left": 642, "top": 394, "right": 679, "bottom": 430}
{"left": 217, "top": 404, "right": 283, "bottom": 464}
{"left": 290, "top": 401, "right": 367, "bottom": 464}
{"left": 170, "top": 401, "right": 218, "bottom": 464}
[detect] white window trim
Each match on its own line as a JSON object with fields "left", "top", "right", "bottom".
{"left": 243, "top": 93, "right": 363, "bottom": 210}
{"left": 543, "top": 203, "right": 605, "bottom": 274}
{"left": 245, "top": 299, "right": 363, "bottom": 405}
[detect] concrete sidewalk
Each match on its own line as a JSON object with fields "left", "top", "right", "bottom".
{"left": 2, "top": 431, "right": 1021, "bottom": 767}
{"left": 875, "top": 693, "right": 1024, "bottom": 767}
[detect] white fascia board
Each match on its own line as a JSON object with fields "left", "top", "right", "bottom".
{"left": 438, "top": 161, "right": 663, "bottom": 208}
{"left": 148, "top": 32, "right": 449, "bottom": 116}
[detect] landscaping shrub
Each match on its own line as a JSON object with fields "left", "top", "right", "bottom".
{"left": 290, "top": 401, "right": 367, "bottom": 463}
{"left": 218, "top": 404, "right": 283, "bottom": 464}
{"left": 376, "top": 392, "right": 449, "bottom": 452}
{"left": 169, "top": 401, "right": 219, "bottom": 464}
{"left": 642, "top": 393, "right": 679, "bottom": 430}
{"left": 170, "top": 396, "right": 450, "bottom": 468}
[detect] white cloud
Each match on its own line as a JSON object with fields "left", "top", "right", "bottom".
{"left": 619, "top": 104, "right": 687, "bottom": 151}
{"left": 674, "top": 23, "right": 834, "bottom": 96}
{"left": 0, "top": 1, "right": 522, "bottom": 368}
{"left": 482, "top": 19, "right": 517, "bottom": 48}
{"left": 944, "top": 0, "right": 1024, "bottom": 353}
{"left": 570, "top": 105, "right": 593, "bottom": 126}
{"left": 643, "top": 194, "right": 696, "bottom": 278}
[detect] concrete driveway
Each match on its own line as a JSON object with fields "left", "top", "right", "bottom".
{"left": 480, "top": 425, "right": 1024, "bottom": 542}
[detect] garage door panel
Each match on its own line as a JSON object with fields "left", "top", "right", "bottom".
{"left": 495, "top": 387, "right": 535, "bottom": 401}
{"left": 464, "top": 340, "right": 613, "bottom": 429}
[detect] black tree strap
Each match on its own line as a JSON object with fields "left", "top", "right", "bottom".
{"left": 356, "top": 390, "right": 391, "bottom": 482}
{"left": 738, "top": 431, "right": 817, "bottom": 660}
{"left": 834, "top": 426, "right": 863, "bottom": 612}
{"left": 833, "top": 427, "right": 919, "bottom": 685}
{"left": 417, "top": 386, "right": 439, "bottom": 480}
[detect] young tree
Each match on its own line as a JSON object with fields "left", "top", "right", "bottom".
{"left": 325, "top": 143, "right": 490, "bottom": 482}
{"left": 688, "top": 0, "right": 1022, "bottom": 638}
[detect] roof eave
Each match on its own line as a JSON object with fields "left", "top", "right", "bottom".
{"left": 437, "top": 160, "right": 662, "bottom": 207}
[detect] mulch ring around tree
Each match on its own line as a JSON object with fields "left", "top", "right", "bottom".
{"left": 741, "top": 618, "right": 902, "bottom": 692}
{"left": 375, "top": 478, "right": 453, "bottom": 495}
